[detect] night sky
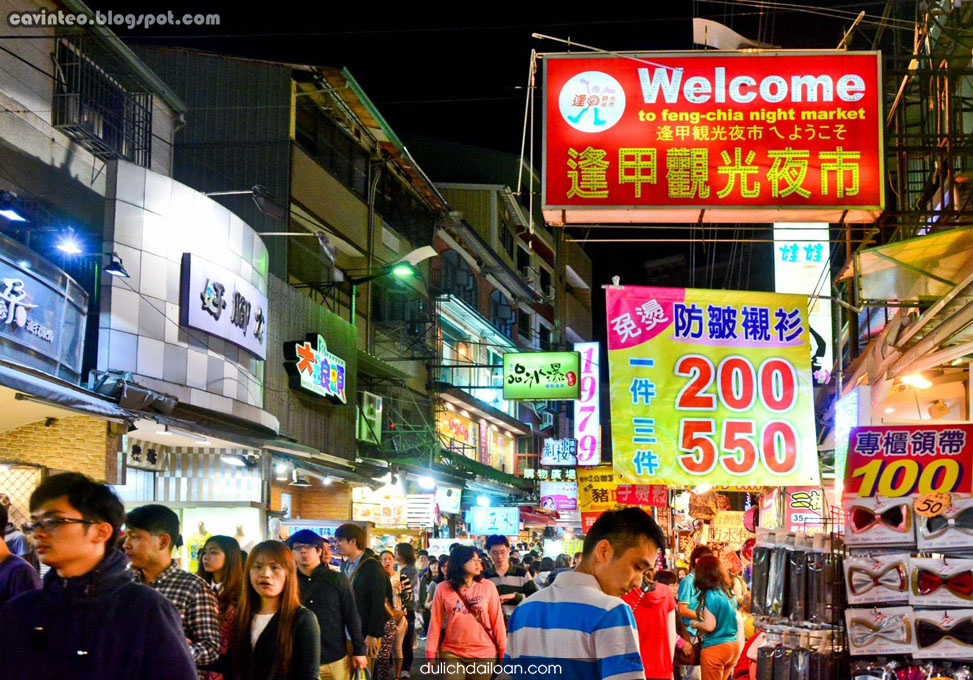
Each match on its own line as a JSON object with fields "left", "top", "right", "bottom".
{"left": 86, "top": 1, "right": 891, "bottom": 342}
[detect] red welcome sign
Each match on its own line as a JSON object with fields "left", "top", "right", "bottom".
{"left": 543, "top": 51, "right": 883, "bottom": 224}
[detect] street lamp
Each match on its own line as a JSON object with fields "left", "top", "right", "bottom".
{"left": 347, "top": 245, "right": 438, "bottom": 326}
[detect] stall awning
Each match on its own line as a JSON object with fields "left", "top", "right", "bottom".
{"left": 520, "top": 507, "right": 557, "bottom": 526}
{"left": 439, "top": 386, "right": 530, "bottom": 437}
{"left": 439, "top": 447, "right": 528, "bottom": 492}
{"left": 271, "top": 452, "right": 379, "bottom": 488}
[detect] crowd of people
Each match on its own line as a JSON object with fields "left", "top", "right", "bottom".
{"left": 0, "top": 472, "right": 757, "bottom": 680}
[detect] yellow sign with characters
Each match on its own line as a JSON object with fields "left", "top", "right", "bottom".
{"left": 577, "top": 465, "right": 618, "bottom": 513}
{"left": 607, "top": 286, "right": 819, "bottom": 488}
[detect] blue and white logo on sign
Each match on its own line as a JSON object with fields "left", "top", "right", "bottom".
{"left": 559, "top": 71, "right": 626, "bottom": 133}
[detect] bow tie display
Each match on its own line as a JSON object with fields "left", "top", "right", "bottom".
{"left": 849, "top": 504, "right": 912, "bottom": 534}
{"left": 916, "top": 618, "right": 973, "bottom": 649}
{"left": 849, "top": 563, "right": 908, "bottom": 596}
{"left": 913, "top": 569, "right": 973, "bottom": 599}
{"left": 849, "top": 614, "right": 913, "bottom": 647}
{"left": 921, "top": 507, "right": 973, "bottom": 539}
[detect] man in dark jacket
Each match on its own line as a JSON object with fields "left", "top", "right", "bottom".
{"left": 287, "top": 529, "right": 367, "bottom": 680}
{"left": 335, "top": 523, "right": 390, "bottom": 666}
{"left": 0, "top": 472, "right": 196, "bottom": 680}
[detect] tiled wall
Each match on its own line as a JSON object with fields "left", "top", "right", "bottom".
{"left": 100, "top": 160, "right": 272, "bottom": 423}
{"left": 156, "top": 447, "right": 264, "bottom": 503}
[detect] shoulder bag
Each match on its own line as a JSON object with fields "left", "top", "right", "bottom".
{"left": 449, "top": 583, "right": 501, "bottom": 662}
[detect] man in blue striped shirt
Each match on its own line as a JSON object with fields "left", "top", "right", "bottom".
{"left": 505, "top": 508, "right": 666, "bottom": 680}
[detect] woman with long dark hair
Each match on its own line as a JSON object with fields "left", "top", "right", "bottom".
{"left": 395, "top": 543, "right": 418, "bottom": 679}
{"left": 419, "top": 559, "right": 442, "bottom": 639}
{"left": 198, "top": 535, "right": 245, "bottom": 680}
{"left": 692, "top": 556, "right": 740, "bottom": 680}
{"left": 230, "top": 540, "right": 320, "bottom": 680}
{"left": 425, "top": 546, "right": 506, "bottom": 679}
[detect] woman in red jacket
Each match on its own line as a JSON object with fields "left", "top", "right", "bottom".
{"left": 623, "top": 569, "right": 678, "bottom": 680}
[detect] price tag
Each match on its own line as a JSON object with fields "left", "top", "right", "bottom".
{"left": 914, "top": 492, "right": 951, "bottom": 518}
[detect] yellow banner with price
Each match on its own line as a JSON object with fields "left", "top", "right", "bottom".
{"left": 607, "top": 286, "right": 819, "bottom": 487}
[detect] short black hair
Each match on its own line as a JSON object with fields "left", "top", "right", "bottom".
{"left": 30, "top": 472, "right": 126, "bottom": 544}
{"left": 484, "top": 535, "right": 510, "bottom": 550}
{"left": 126, "top": 504, "right": 182, "bottom": 549}
{"left": 654, "top": 570, "right": 679, "bottom": 586}
{"left": 395, "top": 542, "right": 416, "bottom": 565}
{"left": 581, "top": 507, "right": 666, "bottom": 560}
{"left": 417, "top": 550, "right": 429, "bottom": 558}
{"left": 285, "top": 529, "right": 325, "bottom": 552}
{"left": 0, "top": 502, "right": 7, "bottom": 530}
{"left": 334, "top": 523, "right": 366, "bottom": 549}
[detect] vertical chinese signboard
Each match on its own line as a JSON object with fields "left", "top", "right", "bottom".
{"left": 574, "top": 342, "right": 602, "bottom": 465}
{"left": 607, "top": 286, "right": 819, "bottom": 487}
{"left": 578, "top": 465, "right": 617, "bottom": 531}
{"left": 842, "top": 425, "right": 973, "bottom": 498}
{"left": 543, "top": 52, "right": 883, "bottom": 225}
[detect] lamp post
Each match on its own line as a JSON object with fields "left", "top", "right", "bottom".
{"left": 347, "top": 246, "right": 438, "bottom": 327}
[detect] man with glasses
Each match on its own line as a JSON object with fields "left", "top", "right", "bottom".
{"left": 287, "top": 530, "right": 367, "bottom": 680}
{"left": 483, "top": 534, "right": 537, "bottom": 621}
{"left": 0, "top": 472, "right": 196, "bottom": 680}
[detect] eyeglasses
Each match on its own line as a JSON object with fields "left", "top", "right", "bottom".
{"left": 848, "top": 504, "right": 912, "bottom": 534}
{"left": 23, "top": 517, "right": 96, "bottom": 534}
{"left": 488, "top": 550, "right": 509, "bottom": 557}
{"left": 290, "top": 544, "right": 320, "bottom": 553}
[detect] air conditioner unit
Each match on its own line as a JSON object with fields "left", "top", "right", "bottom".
{"left": 540, "top": 411, "right": 554, "bottom": 431}
{"left": 356, "top": 391, "right": 383, "bottom": 444}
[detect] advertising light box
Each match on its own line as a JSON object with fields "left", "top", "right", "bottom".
{"left": 607, "top": 285, "right": 819, "bottom": 488}
{"left": 503, "top": 351, "right": 581, "bottom": 400}
{"left": 544, "top": 51, "right": 883, "bottom": 225}
{"left": 465, "top": 507, "right": 519, "bottom": 536}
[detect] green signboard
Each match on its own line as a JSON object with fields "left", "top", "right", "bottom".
{"left": 502, "top": 351, "right": 581, "bottom": 400}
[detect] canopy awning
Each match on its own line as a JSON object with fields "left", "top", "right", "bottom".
{"left": 520, "top": 506, "right": 557, "bottom": 526}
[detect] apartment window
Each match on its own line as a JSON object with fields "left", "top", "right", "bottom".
{"left": 498, "top": 205, "right": 515, "bottom": 259}
{"left": 52, "top": 38, "right": 152, "bottom": 166}
{"left": 439, "top": 250, "right": 478, "bottom": 308}
{"left": 540, "top": 267, "right": 552, "bottom": 295}
{"left": 294, "top": 103, "right": 369, "bottom": 198}
{"left": 517, "top": 247, "right": 530, "bottom": 277}
{"left": 489, "top": 290, "right": 516, "bottom": 339}
{"left": 538, "top": 324, "right": 552, "bottom": 351}
{"left": 518, "top": 309, "right": 532, "bottom": 342}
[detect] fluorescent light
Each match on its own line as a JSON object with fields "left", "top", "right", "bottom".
{"left": 901, "top": 374, "right": 932, "bottom": 390}
{"left": 221, "top": 454, "right": 247, "bottom": 467}
{"left": 56, "top": 237, "right": 82, "bottom": 255}
{"left": 0, "top": 209, "right": 26, "bottom": 222}
{"left": 884, "top": 407, "right": 895, "bottom": 414}
{"left": 419, "top": 476, "right": 436, "bottom": 490}
{"left": 391, "top": 263, "right": 415, "bottom": 278}
{"left": 322, "top": 477, "right": 333, "bottom": 486}
{"left": 476, "top": 495, "right": 491, "bottom": 507}
{"left": 275, "top": 463, "right": 287, "bottom": 473}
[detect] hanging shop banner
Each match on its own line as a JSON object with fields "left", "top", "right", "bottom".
{"left": 283, "top": 334, "right": 347, "bottom": 403}
{"left": 180, "top": 253, "right": 268, "bottom": 360}
{"left": 525, "top": 467, "right": 576, "bottom": 482}
{"left": 465, "top": 507, "right": 519, "bottom": 536}
{"left": 435, "top": 485, "right": 463, "bottom": 515}
{"left": 539, "top": 481, "right": 579, "bottom": 511}
{"left": 784, "top": 486, "right": 825, "bottom": 531}
{"left": 709, "top": 511, "right": 750, "bottom": 546}
{"left": 616, "top": 484, "right": 668, "bottom": 507}
{"left": 577, "top": 465, "right": 618, "bottom": 513}
{"left": 574, "top": 342, "right": 603, "bottom": 465}
{"left": 759, "top": 488, "right": 780, "bottom": 530}
{"left": 543, "top": 51, "right": 884, "bottom": 225}
{"left": 541, "top": 438, "right": 578, "bottom": 466}
{"left": 843, "top": 424, "right": 973, "bottom": 499}
{"left": 503, "top": 351, "right": 580, "bottom": 400}
{"left": 607, "top": 285, "right": 819, "bottom": 487}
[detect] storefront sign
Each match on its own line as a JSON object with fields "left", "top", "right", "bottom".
{"left": 710, "top": 511, "right": 750, "bottom": 546}
{"left": 0, "top": 234, "right": 87, "bottom": 381}
{"left": 541, "top": 438, "right": 578, "bottom": 466}
{"left": 785, "top": 486, "right": 825, "bottom": 530}
{"left": 574, "top": 342, "right": 602, "bottom": 465}
{"left": 524, "top": 467, "right": 576, "bottom": 481}
{"left": 577, "top": 465, "right": 618, "bottom": 513}
{"left": 503, "top": 351, "right": 580, "bottom": 400}
{"left": 438, "top": 410, "right": 478, "bottom": 451}
{"left": 774, "top": 224, "right": 833, "bottom": 385}
{"left": 283, "top": 334, "right": 347, "bottom": 404}
{"left": 843, "top": 424, "right": 973, "bottom": 498}
{"left": 544, "top": 52, "right": 884, "bottom": 224}
{"left": 435, "top": 485, "right": 462, "bottom": 515}
{"left": 353, "top": 485, "right": 408, "bottom": 527}
{"left": 540, "top": 481, "right": 578, "bottom": 511}
{"left": 180, "top": 253, "right": 268, "bottom": 360}
{"left": 607, "top": 285, "right": 819, "bottom": 487}
{"left": 616, "top": 484, "right": 667, "bottom": 507}
{"left": 465, "top": 507, "right": 519, "bottom": 535}
{"left": 123, "top": 438, "right": 167, "bottom": 472}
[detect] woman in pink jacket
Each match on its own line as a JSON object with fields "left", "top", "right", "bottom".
{"left": 426, "top": 546, "right": 506, "bottom": 680}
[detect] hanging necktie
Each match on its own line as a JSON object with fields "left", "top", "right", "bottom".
{"left": 848, "top": 563, "right": 908, "bottom": 596}
{"left": 916, "top": 618, "right": 973, "bottom": 648}
{"left": 848, "top": 504, "right": 912, "bottom": 534}
{"left": 849, "top": 614, "right": 912, "bottom": 647}
{"left": 913, "top": 569, "right": 973, "bottom": 599}
{"left": 921, "top": 507, "right": 973, "bottom": 538}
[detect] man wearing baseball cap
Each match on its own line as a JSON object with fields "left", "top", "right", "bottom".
{"left": 287, "top": 530, "right": 367, "bottom": 680}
